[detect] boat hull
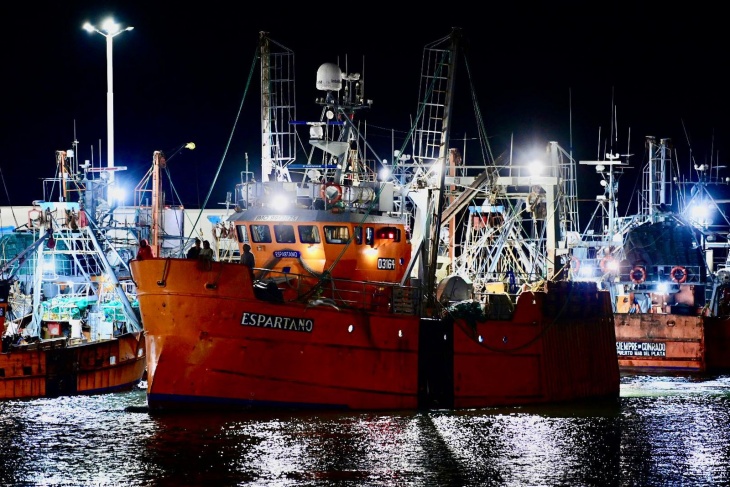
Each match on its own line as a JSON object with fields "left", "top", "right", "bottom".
{"left": 615, "top": 312, "right": 730, "bottom": 372}
{"left": 138, "top": 259, "right": 420, "bottom": 411}
{"left": 133, "top": 259, "right": 619, "bottom": 411}
{"left": 0, "top": 333, "right": 146, "bottom": 400}
{"left": 451, "top": 282, "right": 619, "bottom": 408}
{"left": 416, "top": 282, "right": 619, "bottom": 409}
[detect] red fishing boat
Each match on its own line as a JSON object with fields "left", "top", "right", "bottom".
{"left": 132, "top": 248, "right": 615, "bottom": 411}
{"left": 130, "top": 30, "right": 619, "bottom": 411}
{"left": 0, "top": 280, "right": 145, "bottom": 399}
{"left": 577, "top": 137, "right": 730, "bottom": 373}
{"left": 0, "top": 150, "right": 146, "bottom": 399}
{"left": 0, "top": 230, "right": 146, "bottom": 400}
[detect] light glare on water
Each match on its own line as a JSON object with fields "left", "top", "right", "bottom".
{"left": 0, "top": 376, "right": 728, "bottom": 486}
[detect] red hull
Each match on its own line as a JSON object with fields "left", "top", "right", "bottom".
{"left": 132, "top": 259, "right": 619, "bottom": 411}
{"left": 0, "top": 333, "right": 146, "bottom": 400}
{"left": 452, "top": 285, "right": 619, "bottom": 408}
{"left": 615, "top": 313, "right": 730, "bottom": 372}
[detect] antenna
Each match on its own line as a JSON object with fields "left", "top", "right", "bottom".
{"left": 569, "top": 87, "right": 573, "bottom": 157}
{"left": 613, "top": 101, "right": 618, "bottom": 147}
{"left": 510, "top": 133, "right": 514, "bottom": 165}
{"left": 609, "top": 87, "right": 615, "bottom": 155}
{"left": 680, "top": 118, "right": 697, "bottom": 172}
{"left": 72, "top": 119, "right": 79, "bottom": 176}
{"left": 619, "top": 127, "right": 633, "bottom": 160}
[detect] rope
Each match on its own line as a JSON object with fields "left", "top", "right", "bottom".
{"left": 444, "top": 283, "right": 583, "bottom": 354}
{"left": 157, "top": 258, "right": 171, "bottom": 287}
{"left": 184, "top": 38, "right": 262, "bottom": 252}
{"left": 205, "top": 261, "right": 225, "bottom": 290}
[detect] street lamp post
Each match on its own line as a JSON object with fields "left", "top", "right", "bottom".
{"left": 83, "top": 18, "right": 133, "bottom": 184}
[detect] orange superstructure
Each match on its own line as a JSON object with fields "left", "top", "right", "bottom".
{"left": 235, "top": 208, "right": 412, "bottom": 305}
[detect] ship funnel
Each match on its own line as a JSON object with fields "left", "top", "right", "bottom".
{"left": 316, "top": 63, "right": 342, "bottom": 91}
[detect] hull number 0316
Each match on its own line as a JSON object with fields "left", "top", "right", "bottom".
{"left": 377, "top": 258, "right": 396, "bottom": 270}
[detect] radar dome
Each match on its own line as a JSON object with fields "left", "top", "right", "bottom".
{"left": 316, "top": 63, "right": 342, "bottom": 91}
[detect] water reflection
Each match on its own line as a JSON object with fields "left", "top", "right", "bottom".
{"left": 0, "top": 376, "right": 728, "bottom": 485}
{"left": 619, "top": 374, "right": 730, "bottom": 486}
{"left": 0, "top": 391, "right": 154, "bottom": 485}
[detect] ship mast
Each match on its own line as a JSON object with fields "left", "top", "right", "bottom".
{"left": 402, "top": 28, "right": 461, "bottom": 310}
{"left": 150, "top": 151, "right": 165, "bottom": 257}
{"left": 425, "top": 29, "right": 459, "bottom": 309}
{"left": 259, "top": 31, "right": 296, "bottom": 183}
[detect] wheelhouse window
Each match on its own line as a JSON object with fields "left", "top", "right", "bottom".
{"left": 274, "top": 224, "right": 296, "bottom": 243}
{"left": 236, "top": 224, "right": 249, "bottom": 243}
{"left": 298, "top": 225, "right": 321, "bottom": 244}
{"left": 354, "top": 226, "right": 363, "bottom": 245}
{"left": 324, "top": 225, "right": 350, "bottom": 244}
{"left": 365, "top": 227, "right": 375, "bottom": 246}
{"left": 250, "top": 224, "right": 272, "bottom": 243}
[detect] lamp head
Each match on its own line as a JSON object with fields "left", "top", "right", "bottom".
{"left": 101, "top": 18, "right": 120, "bottom": 34}
{"left": 82, "top": 18, "right": 133, "bottom": 36}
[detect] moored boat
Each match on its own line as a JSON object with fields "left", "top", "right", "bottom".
{"left": 133, "top": 254, "right": 616, "bottom": 410}
{"left": 576, "top": 136, "right": 730, "bottom": 372}
{"left": 0, "top": 231, "right": 146, "bottom": 399}
{"left": 131, "top": 29, "right": 619, "bottom": 412}
{"left": 0, "top": 150, "right": 146, "bottom": 399}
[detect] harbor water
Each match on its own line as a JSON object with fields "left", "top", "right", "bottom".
{"left": 0, "top": 374, "right": 729, "bottom": 486}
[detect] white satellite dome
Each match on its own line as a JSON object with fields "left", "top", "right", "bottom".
{"left": 316, "top": 63, "right": 342, "bottom": 91}
{"left": 718, "top": 269, "right": 730, "bottom": 284}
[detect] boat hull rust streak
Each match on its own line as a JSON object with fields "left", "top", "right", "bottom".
{"left": 132, "top": 259, "right": 619, "bottom": 411}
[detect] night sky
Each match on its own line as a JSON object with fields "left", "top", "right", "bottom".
{"left": 3, "top": 2, "right": 728, "bottom": 218}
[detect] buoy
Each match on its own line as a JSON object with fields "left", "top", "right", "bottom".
{"left": 630, "top": 266, "right": 646, "bottom": 284}
{"left": 569, "top": 256, "right": 580, "bottom": 273}
{"left": 320, "top": 182, "right": 343, "bottom": 205}
{"left": 670, "top": 266, "right": 687, "bottom": 283}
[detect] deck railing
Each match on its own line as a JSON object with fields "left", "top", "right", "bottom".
{"left": 253, "top": 267, "right": 422, "bottom": 315}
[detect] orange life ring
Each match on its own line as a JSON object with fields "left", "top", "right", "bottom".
{"left": 599, "top": 255, "right": 615, "bottom": 273}
{"left": 320, "top": 182, "right": 343, "bottom": 205}
{"left": 630, "top": 266, "right": 647, "bottom": 284}
{"left": 569, "top": 256, "right": 580, "bottom": 273}
{"left": 670, "top": 266, "right": 687, "bottom": 283}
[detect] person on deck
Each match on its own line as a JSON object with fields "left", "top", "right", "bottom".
{"left": 199, "top": 240, "right": 214, "bottom": 261}
{"left": 186, "top": 238, "right": 201, "bottom": 259}
{"left": 136, "top": 239, "right": 154, "bottom": 260}
{"left": 240, "top": 243, "right": 256, "bottom": 280}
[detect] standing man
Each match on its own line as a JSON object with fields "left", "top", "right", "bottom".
{"left": 241, "top": 243, "right": 256, "bottom": 281}
{"left": 136, "top": 239, "right": 154, "bottom": 260}
{"left": 187, "top": 238, "right": 201, "bottom": 259}
{"left": 199, "top": 240, "right": 214, "bottom": 261}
